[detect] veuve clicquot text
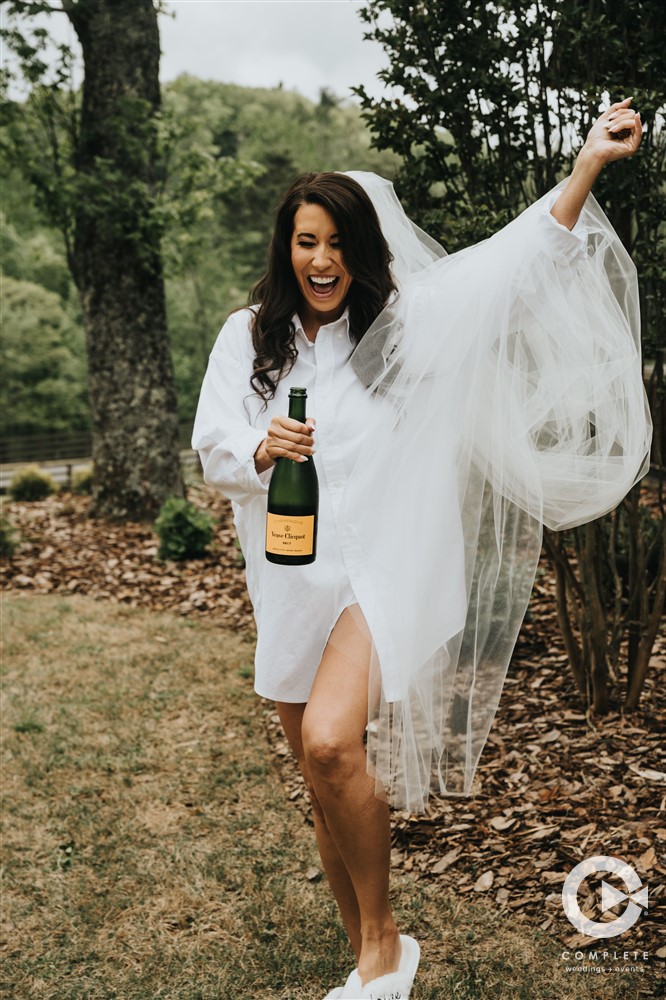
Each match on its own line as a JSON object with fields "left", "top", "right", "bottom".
{"left": 265, "top": 387, "right": 319, "bottom": 565}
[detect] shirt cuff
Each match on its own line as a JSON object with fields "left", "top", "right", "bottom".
{"left": 228, "top": 425, "right": 267, "bottom": 468}
{"left": 198, "top": 426, "right": 271, "bottom": 504}
{"left": 228, "top": 426, "right": 271, "bottom": 496}
{"left": 541, "top": 195, "right": 587, "bottom": 264}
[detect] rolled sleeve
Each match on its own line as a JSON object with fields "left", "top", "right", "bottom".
{"left": 541, "top": 192, "right": 588, "bottom": 265}
{"left": 191, "top": 317, "right": 271, "bottom": 506}
{"left": 196, "top": 423, "right": 270, "bottom": 505}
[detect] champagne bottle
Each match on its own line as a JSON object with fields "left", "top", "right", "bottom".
{"left": 265, "top": 387, "right": 319, "bottom": 565}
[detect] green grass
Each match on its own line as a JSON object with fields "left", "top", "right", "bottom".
{"left": 0, "top": 594, "right": 656, "bottom": 999}
{"left": 12, "top": 717, "right": 45, "bottom": 734}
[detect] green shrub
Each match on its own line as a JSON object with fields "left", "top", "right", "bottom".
{"left": 9, "top": 464, "right": 57, "bottom": 501}
{"left": 71, "top": 464, "right": 94, "bottom": 495}
{"left": 154, "top": 496, "right": 215, "bottom": 560}
{"left": 0, "top": 514, "right": 19, "bottom": 558}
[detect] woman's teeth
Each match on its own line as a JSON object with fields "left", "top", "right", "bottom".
{"left": 308, "top": 276, "right": 339, "bottom": 294}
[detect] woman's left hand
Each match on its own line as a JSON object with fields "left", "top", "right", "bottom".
{"left": 580, "top": 97, "right": 643, "bottom": 167}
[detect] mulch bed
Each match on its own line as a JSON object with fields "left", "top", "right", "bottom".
{"left": 2, "top": 485, "right": 664, "bottom": 962}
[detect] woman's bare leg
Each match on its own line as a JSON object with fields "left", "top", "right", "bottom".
{"left": 276, "top": 701, "right": 362, "bottom": 959}
{"left": 301, "top": 606, "right": 401, "bottom": 986}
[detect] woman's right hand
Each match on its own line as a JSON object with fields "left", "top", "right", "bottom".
{"left": 254, "top": 416, "right": 316, "bottom": 473}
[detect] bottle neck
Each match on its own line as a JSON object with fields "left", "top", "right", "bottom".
{"left": 288, "top": 394, "right": 307, "bottom": 422}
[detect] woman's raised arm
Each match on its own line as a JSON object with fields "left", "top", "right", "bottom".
{"left": 550, "top": 97, "right": 642, "bottom": 231}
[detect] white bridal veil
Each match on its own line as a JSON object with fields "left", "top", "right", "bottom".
{"left": 341, "top": 171, "right": 652, "bottom": 812}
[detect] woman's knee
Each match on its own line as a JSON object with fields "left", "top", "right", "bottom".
{"left": 301, "top": 719, "right": 361, "bottom": 779}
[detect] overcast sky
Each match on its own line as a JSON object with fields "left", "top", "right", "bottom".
{"left": 2, "top": 1, "right": 393, "bottom": 104}
{"left": 161, "top": 1, "right": 391, "bottom": 102}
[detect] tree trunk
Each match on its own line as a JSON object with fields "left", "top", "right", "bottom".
{"left": 581, "top": 522, "right": 611, "bottom": 713}
{"left": 544, "top": 529, "right": 586, "bottom": 695}
{"left": 625, "top": 501, "right": 666, "bottom": 709}
{"left": 64, "top": 0, "right": 183, "bottom": 520}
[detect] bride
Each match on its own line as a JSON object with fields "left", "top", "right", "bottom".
{"left": 192, "top": 97, "right": 650, "bottom": 1000}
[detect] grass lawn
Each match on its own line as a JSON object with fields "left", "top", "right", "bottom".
{"left": 0, "top": 594, "right": 655, "bottom": 999}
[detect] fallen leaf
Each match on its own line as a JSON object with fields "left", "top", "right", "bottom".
{"left": 473, "top": 870, "right": 494, "bottom": 891}
{"left": 489, "top": 815, "right": 517, "bottom": 831}
{"left": 523, "top": 825, "right": 559, "bottom": 841}
{"left": 637, "top": 847, "right": 656, "bottom": 871}
{"left": 628, "top": 764, "right": 666, "bottom": 782}
{"left": 431, "top": 847, "right": 461, "bottom": 874}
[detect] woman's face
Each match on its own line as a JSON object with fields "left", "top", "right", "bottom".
{"left": 290, "top": 202, "right": 353, "bottom": 329}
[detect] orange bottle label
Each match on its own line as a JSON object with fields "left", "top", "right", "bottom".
{"left": 266, "top": 513, "right": 315, "bottom": 556}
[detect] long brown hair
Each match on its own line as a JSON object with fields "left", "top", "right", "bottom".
{"left": 249, "top": 172, "right": 396, "bottom": 400}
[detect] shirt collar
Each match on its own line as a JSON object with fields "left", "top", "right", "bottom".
{"left": 293, "top": 307, "right": 350, "bottom": 346}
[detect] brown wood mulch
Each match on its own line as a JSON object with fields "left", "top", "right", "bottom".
{"left": 1, "top": 485, "right": 664, "bottom": 963}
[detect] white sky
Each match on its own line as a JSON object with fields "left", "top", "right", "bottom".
{"left": 161, "top": 1, "right": 390, "bottom": 102}
{"left": 2, "top": 0, "right": 393, "bottom": 104}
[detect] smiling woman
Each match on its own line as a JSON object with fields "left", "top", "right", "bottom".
{"left": 191, "top": 107, "right": 650, "bottom": 1000}
{"left": 290, "top": 204, "right": 354, "bottom": 338}
{"left": 246, "top": 172, "right": 395, "bottom": 404}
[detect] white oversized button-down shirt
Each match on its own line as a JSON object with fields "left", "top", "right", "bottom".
{"left": 192, "top": 204, "right": 587, "bottom": 704}
{"left": 192, "top": 306, "right": 376, "bottom": 701}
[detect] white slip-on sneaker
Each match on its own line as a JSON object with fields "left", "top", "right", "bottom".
{"left": 360, "top": 935, "right": 421, "bottom": 1000}
{"left": 339, "top": 967, "right": 364, "bottom": 999}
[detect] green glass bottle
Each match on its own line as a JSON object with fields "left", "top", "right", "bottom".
{"left": 265, "top": 387, "right": 319, "bottom": 565}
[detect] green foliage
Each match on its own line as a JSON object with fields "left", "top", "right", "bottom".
{"left": 0, "top": 22, "right": 80, "bottom": 259}
{"left": 2, "top": 67, "right": 402, "bottom": 434}
{"left": 1, "top": 206, "right": 73, "bottom": 299}
{"left": 9, "top": 464, "right": 56, "bottom": 501}
{"left": 0, "top": 514, "right": 19, "bottom": 558}
{"left": 154, "top": 496, "right": 215, "bottom": 561}
{"left": 0, "top": 276, "right": 88, "bottom": 436}
{"left": 2, "top": 16, "right": 167, "bottom": 279}
{"left": 354, "top": 1, "right": 665, "bottom": 352}
{"left": 355, "top": 1, "right": 565, "bottom": 245}
{"left": 70, "top": 464, "right": 93, "bottom": 495}
{"left": 355, "top": 1, "right": 665, "bottom": 710}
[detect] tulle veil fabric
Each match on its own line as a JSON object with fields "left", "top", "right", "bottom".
{"left": 339, "top": 171, "right": 652, "bottom": 812}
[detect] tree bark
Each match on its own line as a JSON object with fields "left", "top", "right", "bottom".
{"left": 625, "top": 515, "right": 666, "bottom": 709}
{"left": 543, "top": 529, "right": 586, "bottom": 695}
{"left": 64, "top": 0, "right": 183, "bottom": 520}
{"left": 580, "top": 522, "right": 611, "bottom": 714}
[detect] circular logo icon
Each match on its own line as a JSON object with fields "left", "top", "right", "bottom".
{"left": 562, "top": 855, "right": 648, "bottom": 939}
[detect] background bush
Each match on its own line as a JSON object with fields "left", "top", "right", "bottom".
{"left": 71, "top": 465, "right": 94, "bottom": 495}
{"left": 154, "top": 496, "right": 215, "bottom": 560}
{"left": 9, "top": 465, "right": 57, "bottom": 501}
{"left": 0, "top": 514, "right": 19, "bottom": 558}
